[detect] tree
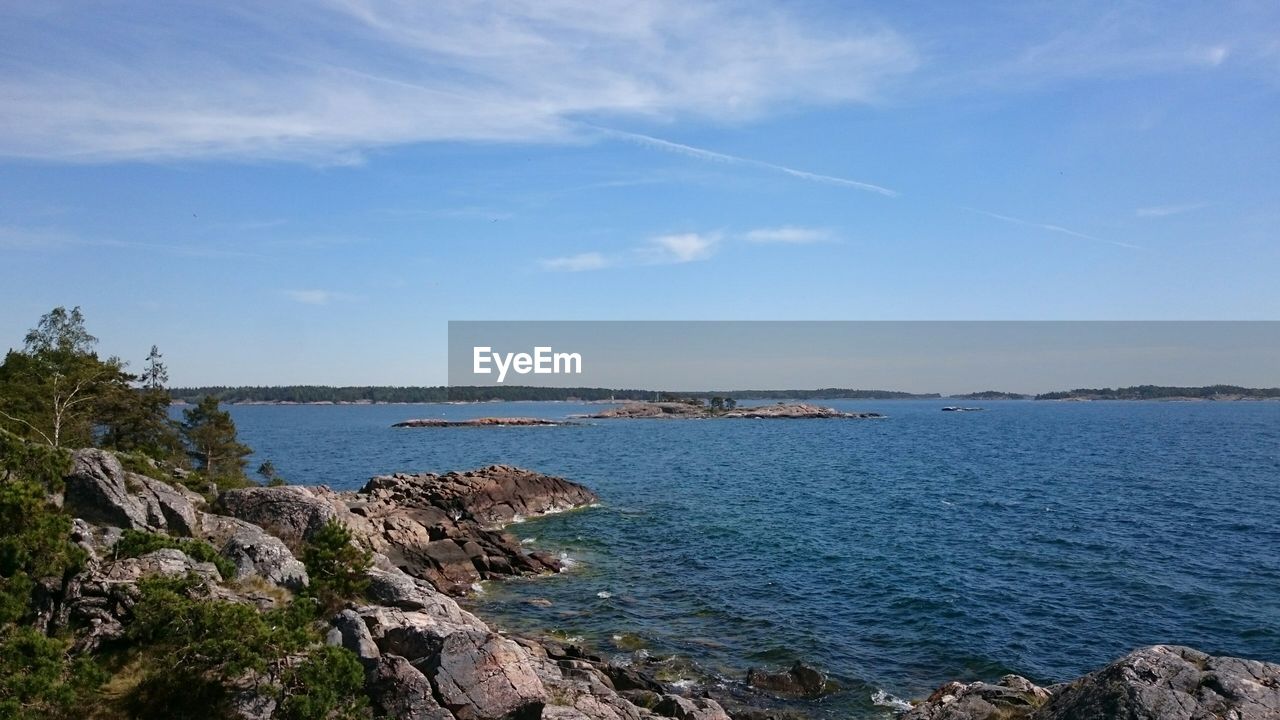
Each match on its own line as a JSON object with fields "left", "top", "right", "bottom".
{"left": 99, "top": 346, "right": 183, "bottom": 462}
{"left": 0, "top": 308, "right": 129, "bottom": 448}
{"left": 180, "top": 396, "right": 251, "bottom": 478}
{"left": 302, "top": 520, "right": 371, "bottom": 613}
{"left": 140, "top": 345, "right": 168, "bottom": 391}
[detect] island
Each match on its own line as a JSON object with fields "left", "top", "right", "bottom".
{"left": 584, "top": 401, "right": 884, "bottom": 419}
{"left": 1035, "top": 384, "right": 1280, "bottom": 401}
{"left": 392, "top": 417, "right": 566, "bottom": 428}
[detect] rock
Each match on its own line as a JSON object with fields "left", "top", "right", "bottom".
{"left": 654, "top": 695, "right": 732, "bottom": 720}
{"left": 63, "top": 449, "right": 199, "bottom": 535}
{"left": 198, "top": 512, "right": 308, "bottom": 590}
{"left": 1036, "top": 645, "right": 1280, "bottom": 720}
{"left": 746, "top": 661, "right": 829, "bottom": 697}
{"left": 364, "top": 567, "right": 484, "bottom": 626}
{"left": 905, "top": 645, "right": 1280, "bottom": 720}
{"left": 357, "top": 465, "right": 597, "bottom": 526}
{"left": 328, "top": 609, "right": 380, "bottom": 665}
{"left": 428, "top": 628, "right": 547, "bottom": 720}
{"left": 213, "top": 485, "right": 337, "bottom": 548}
{"left": 903, "top": 674, "right": 1050, "bottom": 720}
{"left": 365, "top": 654, "right": 454, "bottom": 720}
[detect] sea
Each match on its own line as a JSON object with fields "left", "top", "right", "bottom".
{"left": 217, "top": 399, "right": 1280, "bottom": 719}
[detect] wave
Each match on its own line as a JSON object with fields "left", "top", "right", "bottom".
{"left": 870, "top": 688, "right": 912, "bottom": 712}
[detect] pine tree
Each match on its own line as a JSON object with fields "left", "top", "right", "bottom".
{"left": 180, "top": 396, "right": 251, "bottom": 478}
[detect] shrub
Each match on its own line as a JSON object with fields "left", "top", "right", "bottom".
{"left": 301, "top": 520, "right": 371, "bottom": 613}
{"left": 277, "top": 645, "right": 368, "bottom": 720}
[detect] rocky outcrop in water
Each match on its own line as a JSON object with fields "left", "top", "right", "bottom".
{"left": 212, "top": 465, "right": 597, "bottom": 595}
{"left": 746, "top": 662, "right": 829, "bottom": 697}
{"left": 393, "top": 417, "right": 566, "bottom": 427}
{"left": 903, "top": 645, "right": 1280, "bottom": 720}
{"left": 587, "top": 402, "right": 882, "bottom": 420}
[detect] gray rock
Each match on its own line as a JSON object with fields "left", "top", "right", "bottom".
{"left": 365, "top": 654, "right": 454, "bottom": 720}
{"left": 365, "top": 567, "right": 485, "bottom": 626}
{"left": 903, "top": 674, "right": 1050, "bottom": 720}
{"left": 328, "top": 609, "right": 380, "bottom": 665}
{"left": 198, "top": 512, "right": 308, "bottom": 590}
{"left": 654, "top": 695, "right": 732, "bottom": 720}
{"left": 1037, "top": 645, "right": 1280, "bottom": 720}
{"left": 63, "top": 449, "right": 202, "bottom": 535}
{"left": 428, "top": 628, "right": 547, "bottom": 720}
{"left": 213, "top": 485, "right": 337, "bottom": 548}
{"left": 746, "top": 661, "right": 829, "bottom": 697}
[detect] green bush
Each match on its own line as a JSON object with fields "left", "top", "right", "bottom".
{"left": 0, "top": 626, "right": 104, "bottom": 719}
{"left": 301, "top": 520, "right": 372, "bottom": 613}
{"left": 277, "top": 645, "right": 368, "bottom": 720}
{"left": 113, "top": 529, "right": 237, "bottom": 581}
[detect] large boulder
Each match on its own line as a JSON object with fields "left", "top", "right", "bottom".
{"left": 428, "top": 628, "right": 547, "bottom": 720}
{"left": 198, "top": 512, "right": 308, "bottom": 590}
{"left": 63, "top": 449, "right": 200, "bottom": 535}
{"left": 365, "top": 654, "right": 454, "bottom": 720}
{"left": 1036, "top": 645, "right": 1280, "bottom": 720}
{"left": 358, "top": 606, "right": 547, "bottom": 720}
{"left": 213, "top": 485, "right": 338, "bottom": 548}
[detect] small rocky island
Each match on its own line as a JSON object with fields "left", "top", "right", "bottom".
{"left": 392, "top": 417, "right": 566, "bottom": 428}
{"left": 586, "top": 402, "right": 884, "bottom": 420}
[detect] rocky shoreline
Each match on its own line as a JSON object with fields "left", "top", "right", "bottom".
{"left": 45, "top": 450, "right": 1280, "bottom": 720}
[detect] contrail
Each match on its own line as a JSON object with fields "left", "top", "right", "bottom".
{"left": 963, "top": 207, "right": 1142, "bottom": 250}
{"left": 595, "top": 127, "right": 898, "bottom": 197}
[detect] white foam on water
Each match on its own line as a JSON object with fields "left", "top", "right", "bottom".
{"left": 870, "top": 688, "right": 912, "bottom": 712}
{"left": 558, "top": 552, "right": 578, "bottom": 571}
{"left": 520, "top": 537, "right": 536, "bottom": 545}
{"left": 469, "top": 582, "right": 486, "bottom": 595}
{"left": 596, "top": 591, "right": 612, "bottom": 599}
{"left": 669, "top": 679, "right": 696, "bottom": 690}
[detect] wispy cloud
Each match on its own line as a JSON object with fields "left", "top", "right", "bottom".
{"left": 604, "top": 129, "right": 898, "bottom": 197}
{"left": 1136, "top": 202, "right": 1207, "bottom": 218}
{"left": 0, "top": 1, "right": 916, "bottom": 162}
{"left": 539, "top": 252, "right": 612, "bottom": 272}
{"left": 743, "top": 226, "right": 835, "bottom": 244}
{"left": 963, "top": 208, "right": 1142, "bottom": 250}
{"left": 282, "top": 289, "right": 352, "bottom": 305}
{"left": 644, "top": 233, "right": 720, "bottom": 263}
{"left": 539, "top": 232, "right": 720, "bottom": 272}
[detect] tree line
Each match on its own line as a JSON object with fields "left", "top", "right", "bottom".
{"left": 170, "top": 385, "right": 940, "bottom": 403}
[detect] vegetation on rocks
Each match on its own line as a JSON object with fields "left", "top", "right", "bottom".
{"left": 113, "top": 529, "right": 237, "bottom": 581}
{"left": 301, "top": 519, "right": 372, "bottom": 614}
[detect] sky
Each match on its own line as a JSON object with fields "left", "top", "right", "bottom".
{"left": 1, "top": 1, "right": 1278, "bottom": 386}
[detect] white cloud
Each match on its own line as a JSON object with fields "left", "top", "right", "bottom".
{"left": 283, "top": 289, "right": 345, "bottom": 305}
{"left": 0, "top": 1, "right": 917, "bottom": 162}
{"left": 1136, "top": 202, "right": 1207, "bottom": 218}
{"left": 743, "top": 227, "right": 834, "bottom": 244}
{"left": 645, "top": 233, "right": 719, "bottom": 263}
{"left": 539, "top": 252, "right": 612, "bottom": 272}
{"left": 606, "top": 129, "right": 897, "bottom": 196}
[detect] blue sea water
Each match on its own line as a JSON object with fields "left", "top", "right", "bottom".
{"left": 220, "top": 400, "right": 1280, "bottom": 718}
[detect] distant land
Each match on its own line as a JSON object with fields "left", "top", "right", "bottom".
{"left": 168, "top": 384, "right": 1280, "bottom": 404}
{"left": 950, "top": 390, "right": 1031, "bottom": 400}
{"left": 1034, "top": 384, "right": 1280, "bottom": 401}
{"left": 168, "top": 385, "right": 939, "bottom": 404}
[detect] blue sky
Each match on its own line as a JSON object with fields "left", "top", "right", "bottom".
{"left": 1, "top": 1, "right": 1278, "bottom": 385}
